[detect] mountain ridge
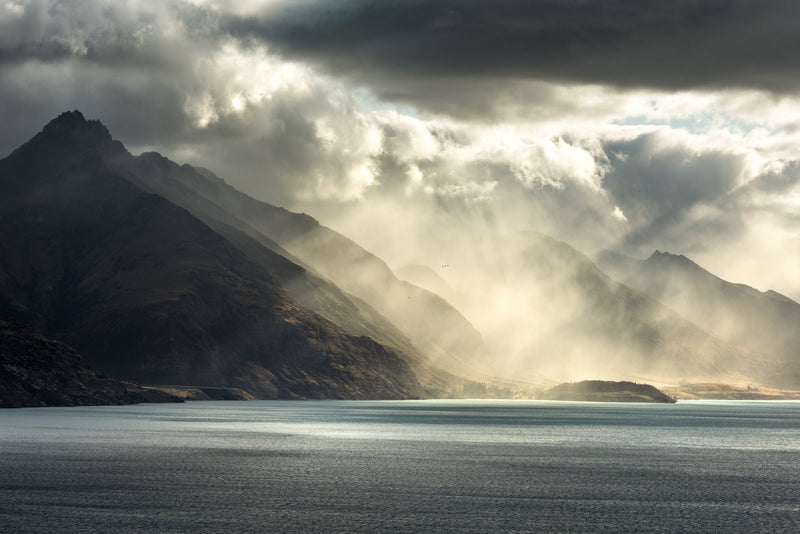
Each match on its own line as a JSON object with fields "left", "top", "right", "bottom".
{"left": 597, "top": 249, "right": 800, "bottom": 385}
{"left": 0, "top": 110, "right": 431, "bottom": 399}
{"left": 107, "top": 145, "right": 489, "bottom": 378}
{"left": 446, "top": 231, "right": 777, "bottom": 386}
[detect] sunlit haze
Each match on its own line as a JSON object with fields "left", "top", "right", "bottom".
{"left": 2, "top": 0, "right": 800, "bottom": 386}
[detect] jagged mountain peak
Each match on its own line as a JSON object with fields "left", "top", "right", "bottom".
{"left": 42, "top": 109, "right": 117, "bottom": 146}
{"left": 645, "top": 250, "right": 715, "bottom": 277}
{"left": 5, "top": 110, "right": 128, "bottom": 165}
{"left": 648, "top": 250, "right": 688, "bottom": 262}
{"left": 44, "top": 109, "right": 91, "bottom": 130}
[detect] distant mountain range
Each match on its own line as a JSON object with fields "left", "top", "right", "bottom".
{"left": 598, "top": 250, "right": 800, "bottom": 386}
{"left": 1, "top": 111, "right": 798, "bottom": 405}
{"left": 432, "top": 232, "right": 779, "bottom": 385}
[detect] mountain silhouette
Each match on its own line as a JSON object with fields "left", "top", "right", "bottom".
{"left": 0, "top": 111, "right": 429, "bottom": 399}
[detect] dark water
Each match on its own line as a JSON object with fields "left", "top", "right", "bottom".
{"left": 1, "top": 400, "right": 799, "bottom": 533}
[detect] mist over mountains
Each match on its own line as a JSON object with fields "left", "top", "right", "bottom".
{"left": 411, "top": 231, "right": 782, "bottom": 385}
{"left": 1, "top": 111, "right": 798, "bottom": 402}
{"left": 0, "top": 111, "right": 435, "bottom": 399}
{"left": 599, "top": 250, "right": 800, "bottom": 386}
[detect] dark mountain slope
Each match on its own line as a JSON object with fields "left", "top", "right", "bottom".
{"left": 0, "top": 318, "right": 178, "bottom": 408}
{"left": 109, "top": 152, "right": 487, "bottom": 374}
{"left": 598, "top": 250, "right": 800, "bottom": 385}
{"left": 114, "top": 152, "right": 418, "bottom": 357}
{"left": 0, "top": 111, "right": 423, "bottom": 399}
{"left": 104, "top": 151, "right": 461, "bottom": 391}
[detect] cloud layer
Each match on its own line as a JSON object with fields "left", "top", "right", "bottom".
{"left": 1, "top": 0, "right": 799, "bottom": 299}
{"left": 229, "top": 0, "right": 800, "bottom": 118}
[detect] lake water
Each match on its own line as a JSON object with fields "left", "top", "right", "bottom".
{"left": 1, "top": 400, "right": 799, "bottom": 533}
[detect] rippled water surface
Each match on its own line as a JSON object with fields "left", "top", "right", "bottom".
{"left": 2, "top": 400, "right": 799, "bottom": 533}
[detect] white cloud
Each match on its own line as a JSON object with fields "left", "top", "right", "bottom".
{"left": 425, "top": 180, "right": 497, "bottom": 201}
{"left": 506, "top": 137, "right": 600, "bottom": 191}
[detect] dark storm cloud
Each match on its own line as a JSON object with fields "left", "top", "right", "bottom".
{"left": 603, "top": 133, "right": 745, "bottom": 217}
{"left": 741, "top": 160, "right": 800, "bottom": 196}
{"left": 1, "top": 0, "right": 799, "bottom": 299}
{"left": 227, "top": 0, "right": 800, "bottom": 114}
{"left": 0, "top": 1, "right": 221, "bottom": 156}
{"left": 599, "top": 130, "right": 752, "bottom": 250}
{"left": 0, "top": 64, "right": 187, "bottom": 156}
{"left": 0, "top": 1, "right": 221, "bottom": 67}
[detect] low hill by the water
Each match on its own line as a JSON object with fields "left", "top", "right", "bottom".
{"left": 541, "top": 380, "right": 676, "bottom": 403}
{"left": 0, "top": 319, "right": 179, "bottom": 408}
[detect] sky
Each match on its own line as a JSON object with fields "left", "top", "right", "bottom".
{"left": 2, "top": 0, "right": 800, "bottom": 300}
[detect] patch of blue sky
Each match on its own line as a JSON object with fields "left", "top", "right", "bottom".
{"left": 352, "top": 86, "right": 428, "bottom": 120}
{"left": 612, "top": 111, "right": 769, "bottom": 135}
